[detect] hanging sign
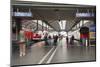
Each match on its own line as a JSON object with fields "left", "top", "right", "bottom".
{"left": 76, "top": 13, "right": 94, "bottom": 18}
{"left": 13, "top": 12, "right": 32, "bottom": 17}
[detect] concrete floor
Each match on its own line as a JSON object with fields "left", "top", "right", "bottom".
{"left": 11, "top": 38, "right": 96, "bottom": 66}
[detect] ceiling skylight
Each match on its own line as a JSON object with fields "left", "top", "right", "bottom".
{"left": 58, "top": 20, "right": 66, "bottom": 30}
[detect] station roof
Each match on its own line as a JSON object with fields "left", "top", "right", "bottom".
{"left": 12, "top": 0, "right": 96, "bottom": 32}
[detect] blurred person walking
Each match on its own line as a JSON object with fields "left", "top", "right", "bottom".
{"left": 66, "top": 36, "right": 69, "bottom": 44}
{"left": 18, "top": 27, "right": 26, "bottom": 57}
{"left": 44, "top": 33, "right": 49, "bottom": 46}
{"left": 70, "top": 35, "right": 74, "bottom": 45}
{"left": 54, "top": 35, "right": 58, "bottom": 46}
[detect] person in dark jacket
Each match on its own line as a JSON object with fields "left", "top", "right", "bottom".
{"left": 54, "top": 35, "right": 58, "bottom": 46}
{"left": 44, "top": 33, "right": 48, "bottom": 46}
{"left": 70, "top": 35, "right": 74, "bottom": 45}
{"left": 66, "top": 36, "right": 69, "bottom": 44}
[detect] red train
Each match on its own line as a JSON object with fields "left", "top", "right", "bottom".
{"left": 24, "top": 31, "right": 41, "bottom": 40}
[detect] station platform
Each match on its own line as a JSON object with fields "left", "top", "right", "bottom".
{"left": 11, "top": 38, "right": 96, "bottom": 66}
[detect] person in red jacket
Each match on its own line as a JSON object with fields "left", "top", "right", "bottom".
{"left": 25, "top": 28, "right": 33, "bottom": 47}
